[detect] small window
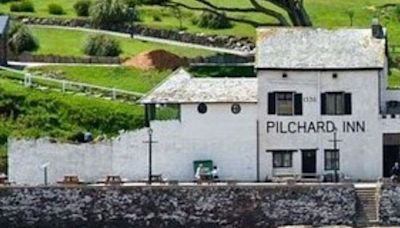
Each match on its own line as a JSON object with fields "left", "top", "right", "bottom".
{"left": 197, "top": 103, "right": 207, "bottom": 114}
{"left": 273, "top": 151, "right": 293, "bottom": 168}
{"left": 276, "top": 92, "right": 294, "bottom": 115}
{"left": 325, "top": 149, "right": 340, "bottom": 170}
{"left": 231, "top": 103, "right": 241, "bottom": 114}
{"left": 268, "top": 92, "right": 302, "bottom": 116}
{"left": 321, "top": 92, "right": 351, "bottom": 115}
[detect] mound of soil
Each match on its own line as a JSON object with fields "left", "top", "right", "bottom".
{"left": 123, "top": 49, "right": 187, "bottom": 70}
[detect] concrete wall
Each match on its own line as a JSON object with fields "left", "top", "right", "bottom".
{"left": 9, "top": 103, "right": 257, "bottom": 185}
{"left": 0, "top": 184, "right": 356, "bottom": 227}
{"left": 258, "top": 70, "right": 383, "bottom": 180}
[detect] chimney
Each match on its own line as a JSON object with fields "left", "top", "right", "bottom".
{"left": 371, "top": 18, "right": 384, "bottom": 39}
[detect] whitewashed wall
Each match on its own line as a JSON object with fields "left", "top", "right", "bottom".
{"left": 258, "top": 70, "right": 383, "bottom": 181}
{"left": 9, "top": 103, "right": 257, "bottom": 185}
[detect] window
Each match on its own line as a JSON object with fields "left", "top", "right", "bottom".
{"left": 268, "top": 92, "right": 302, "bottom": 116}
{"left": 231, "top": 103, "right": 241, "bottom": 114}
{"left": 321, "top": 92, "right": 352, "bottom": 115}
{"left": 325, "top": 149, "right": 340, "bottom": 170}
{"left": 197, "top": 103, "right": 207, "bottom": 114}
{"left": 273, "top": 151, "right": 293, "bottom": 168}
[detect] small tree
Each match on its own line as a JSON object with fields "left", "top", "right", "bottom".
{"left": 83, "top": 35, "right": 121, "bottom": 56}
{"left": 90, "top": 0, "right": 128, "bottom": 28}
{"left": 74, "top": 0, "right": 91, "bottom": 17}
{"left": 170, "top": 5, "right": 184, "bottom": 30}
{"left": 8, "top": 22, "right": 39, "bottom": 54}
{"left": 345, "top": 9, "right": 355, "bottom": 26}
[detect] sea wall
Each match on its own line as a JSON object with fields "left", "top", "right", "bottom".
{"left": 0, "top": 184, "right": 356, "bottom": 227}
{"left": 380, "top": 184, "right": 400, "bottom": 224}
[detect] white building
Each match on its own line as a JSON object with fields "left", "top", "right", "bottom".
{"left": 9, "top": 23, "right": 400, "bottom": 184}
{"left": 142, "top": 23, "right": 400, "bottom": 181}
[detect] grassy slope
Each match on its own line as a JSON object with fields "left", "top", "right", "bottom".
{"left": 0, "top": 77, "right": 144, "bottom": 140}
{"left": 29, "top": 26, "right": 215, "bottom": 58}
{"left": 27, "top": 66, "right": 171, "bottom": 93}
{"left": 1, "top": 0, "right": 399, "bottom": 41}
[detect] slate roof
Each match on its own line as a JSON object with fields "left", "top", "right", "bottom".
{"left": 140, "top": 68, "right": 257, "bottom": 104}
{"left": 0, "top": 16, "right": 9, "bottom": 35}
{"left": 256, "top": 27, "right": 386, "bottom": 70}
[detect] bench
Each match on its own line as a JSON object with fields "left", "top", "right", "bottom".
{"left": 57, "top": 176, "right": 84, "bottom": 185}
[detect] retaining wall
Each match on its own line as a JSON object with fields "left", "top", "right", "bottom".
{"left": 0, "top": 184, "right": 356, "bottom": 227}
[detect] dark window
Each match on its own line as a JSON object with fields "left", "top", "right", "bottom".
{"left": 197, "top": 103, "right": 207, "bottom": 114}
{"left": 231, "top": 103, "right": 241, "bottom": 114}
{"left": 273, "top": 151, "right": 293, "bottom": 168}
{"left": 276, "top": 92, "right": 293, "bottom": 115}
{"left": 268, "top": 92, "right": 302, "bottom": 116}
{"left": 325, "top": 149, "right": 340, "bottom": 170}
{"left": 321, "top": 92, "right": 351, "bottom": 115}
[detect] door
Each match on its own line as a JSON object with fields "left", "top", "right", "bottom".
{"left": 302, "top": 150, "right": 316, "bottom": 177}
{"left": 383, "top": 145, "right": 400, "bottom": 177}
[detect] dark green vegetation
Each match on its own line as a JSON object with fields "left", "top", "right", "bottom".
{"left": 47, "top": 3, "right": 64, "bottom": 15}
{"left": 83, "top": 34, "right": 122, "bottom": 57}
{"left": 8, "top": 22, "right": 39, "bottom": 54}
{"left": 188, "top": 65, "right": 255, "bottom": 78}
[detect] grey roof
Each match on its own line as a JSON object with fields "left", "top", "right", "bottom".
{"left": 0, "top": 16, "right": 9, "bottom": 35}
{"left": 256, "top": 27, "right": 386, "bottom": 69}
{"left": 140, "top": 68, "right": 257, "bottom": 104}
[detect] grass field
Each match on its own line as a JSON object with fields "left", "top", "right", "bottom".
{"left": 1, "top": 0, "right": 400, "bottom": 43}
{"left": 27, "top": 65, "right": 171, "bottom": 93}
{"left": 389, "top": 68, "right": 400, "bottom": 88}
{"left": 29, "top": 26, "right": 215, "bottom": 58}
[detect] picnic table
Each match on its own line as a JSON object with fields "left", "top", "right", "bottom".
{"left": 57, "top": 176, "right": 84, "bottom": 185}
{"left": 97, "top": 176, "right": 127, "bottom": 185}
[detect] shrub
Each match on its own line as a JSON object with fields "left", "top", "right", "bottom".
{"left": 196, "top": 11, "right": 232, "bottom": 29}
{"left": 83, "top": 35, "right": 121, "bottom": 57}
{"left": 10, "top": 0, "right": 35, "bottom": 12}
{"left": 153, "top": 15, "right": 161, "bottom": 22}
{"left": 396, "top": 5, "right": 400, "bottom": 22}
{"left": 8, "top": 22, "right": 39, "bottom": 54}
{"left": 9, "top": 3, "right": 20, "bottom": 12}
{"left": 90, "top": 0, "right": 128, "bottom": 28}
{"left": 48, "top": 3, "right": 64, "bottom": 15}
{"left": 140, "top": 0, "right": 168, "bottom": 5}
{"left": 74, "top": 0, "right": 91, "bottom": 17}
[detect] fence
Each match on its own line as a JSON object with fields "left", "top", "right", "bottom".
{"left": 0, "top": 66, "right": 144, "bottom": 102}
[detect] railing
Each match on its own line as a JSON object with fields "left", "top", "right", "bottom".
{"left": 0, "top": 66, "right": 144, "bottom": 102}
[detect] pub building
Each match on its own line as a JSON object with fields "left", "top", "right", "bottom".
{"left": 142, "top": 20, "right": 400, "bottom": 181}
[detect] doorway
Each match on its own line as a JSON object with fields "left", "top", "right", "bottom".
{"left": 383, "top": 134, "right": 400, "bottom": 177}
{"left": 302, "top": 150, "right": 316, "bottom": 177}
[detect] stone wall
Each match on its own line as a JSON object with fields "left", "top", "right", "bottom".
{"left": 14, "top": 16, "right": 255, "bottom": 52}
{"left": 379, "top": 184, "right": 400, "bottom": 224}
{"left": 0, "top": 185, "right": 356, "bottom": 227}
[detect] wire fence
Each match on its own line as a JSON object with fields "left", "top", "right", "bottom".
{"left": 0, "top": 66, "right": 144, "bottom": 103}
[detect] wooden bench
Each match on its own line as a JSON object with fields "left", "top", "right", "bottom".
{"left": 96, "top": 176, "right": 126, "bottom": 185}
{"left": 57, "top": 176, "right": 83, "bottom": 185}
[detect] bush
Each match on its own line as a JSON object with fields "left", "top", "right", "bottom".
{"left": 83, "top": 35, "right": 121, "bottom": 57}
{"left": 90, "top": 0, "right": 128, "bottom": 28}
{"left": 48, "top": 3, "right": 64, "bottom": 15}
{"left": 10, "top": 0, "right": 35, "bottom": 12}
{"left": 196, "top": 11, "right": 232, "bottom": 29}
{"left": 153, "top": 15, "right": 161, "bottom": 22}
{"left": 8, "top": 22, "right": 39, "bottom": 54}
{"left": 74, "top": 0, "right": 91, "bottom": 17}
